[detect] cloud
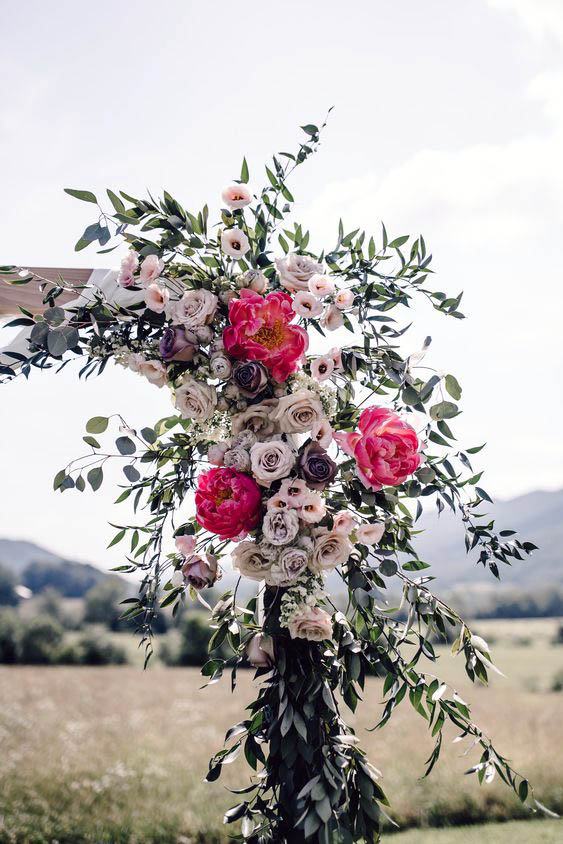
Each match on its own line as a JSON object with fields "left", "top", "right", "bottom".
{"left": 488, "top": 0, "right": 563, "bottom": 43}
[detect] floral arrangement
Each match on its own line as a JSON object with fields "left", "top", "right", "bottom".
{"left": 1, "top": 118, "right": 550, "bottom": 842}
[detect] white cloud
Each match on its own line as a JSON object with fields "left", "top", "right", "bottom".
{"left": 488, "top": 0, "right": 563, "bottom": 43}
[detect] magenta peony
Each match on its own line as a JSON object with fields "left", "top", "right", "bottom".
{"left": 335, "top": 406, "right": 421, "bottom": 491}
{"left": 195, "top": 467, "right": 262, "bottom": 540}
{"left": 223, "top": 289, "right": 308, "bottom": 382}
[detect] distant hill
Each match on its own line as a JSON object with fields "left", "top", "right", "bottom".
{"left": 0, "top": 538, "right": 113, "bottom": 598}
{"left": 412, "top": 488, "right": 563, "bottom": 590}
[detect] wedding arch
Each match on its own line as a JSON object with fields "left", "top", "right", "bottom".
{"left": 0, "top": 119, "right": 550, "bottom": 843}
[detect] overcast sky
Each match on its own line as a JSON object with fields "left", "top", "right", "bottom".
{"left": 1, "top": 0, "right": 562, "bottom": 570}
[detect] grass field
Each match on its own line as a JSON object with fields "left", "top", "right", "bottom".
{"left": 0, "top": 618, "right": 561, "bottom": 843}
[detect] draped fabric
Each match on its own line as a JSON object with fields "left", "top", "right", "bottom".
{"left": 0, "top": 268, "right": 149, "bottom": 368}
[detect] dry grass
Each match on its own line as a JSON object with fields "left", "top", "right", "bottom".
{"left": 0, "top": 619, "right": 562, "bottom": 842}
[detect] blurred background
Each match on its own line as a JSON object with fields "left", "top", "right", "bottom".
{"left": 0, "top": 1, "right": 562, "bottom": 841}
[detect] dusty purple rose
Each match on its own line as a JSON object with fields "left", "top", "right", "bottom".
{"left": 159, "top": 326, "right": 197, "bottom": 362}
{"left": 181, "top": 553, "right": 218, "bottom": 590}
{"left": 232, "top": 360, "right": 269, "bottom": 398}
{"left": 299, "top": 441, "right": 338, "bottom": 491}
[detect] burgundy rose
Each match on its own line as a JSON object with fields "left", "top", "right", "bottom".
{"left": 159, "top": 326, "right": 198, "bottom": 362}
{"left": 232, "top": 360, "right": 269, "bottom": 398}
{"left": 299, "top": 441, "right": 338, "bottom": 491}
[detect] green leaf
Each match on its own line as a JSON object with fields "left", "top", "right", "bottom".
{"left": 83, "top": 435, "right": 100, "bottom": 449}
{"left": 47, "top": 330, "right": 67, "bottom": 357}
{"left": 87, "top": 466, "right": 104, "bottom": 491}
{"left": 64, "top": 188, "right": 98, "bottom": 204}
{"left": 116, "top": 436, "right": 136, "bottom": 455}
{"left": 430, "top": 401, "right": 458, "bottom": 420}
{"left": 106, "top": 189, "right": 125, "bottom": 213}
{"left": 445, "top": 374, "right": 462, "bottom": 401}
{"left": 240, "top": 158, "right": 249, "bottom": 184}
{"left": 86, "top": 416, "right": 109, "bottom": 434}
{"left": 107, "top": 529, "right": 125, "bottom": 548}
{"left": 53, "top": 470, "right": 66, "bottom": 491}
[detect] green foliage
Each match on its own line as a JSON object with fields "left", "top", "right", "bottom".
{"left": 0, "top": 608, "right": 21, "bottom": 663}
{"left": 19, "top": 614, "right": 64, "bottom": 664}
{"left": 0, "top": 564, "right": 18, "bottom": 606}
{"left": 58, "top": 631, "right": 128, "bottom": 665}
{"left": 83, "top": 579, "right": 127, "bottom": 630}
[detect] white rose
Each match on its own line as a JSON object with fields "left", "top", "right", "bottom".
{"left": 262, "top": 509, "right": 300, "bottom": 546}
{"left": 250, "top": 440, "right": 295, "bottom": 487}
{"left": 232, "top": 541, "right": 273, "bottom": 581}
{"left": 270, "top": 389, "right": 324, "bottom": 434}
{"left": 310, "top": 529, "right": 352, "bottom": 573}
{"left": 168, "top": 288, "right": 218, "bottom": 329}
{"left": 265, "top": 546, "right": 309, "bottom": 586}
{"left": 275, "top": 253, "right": 323, "bottom": 293}
{"left": 174, "top": 374, "right": 217, "bottom": 422}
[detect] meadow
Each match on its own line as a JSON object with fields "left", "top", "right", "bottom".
{"left": 0, "top": 618, "right": 561, "bottom": 843}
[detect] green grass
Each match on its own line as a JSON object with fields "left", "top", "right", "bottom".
{"left": 0, "top": 618, "right": 562, "bottom": 842}
{"left": 393, "top": 819, "right": 561, "bottom": 842}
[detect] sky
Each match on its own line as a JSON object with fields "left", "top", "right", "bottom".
{"left": 1, "top": 0, "right": 562, "bottom": 571}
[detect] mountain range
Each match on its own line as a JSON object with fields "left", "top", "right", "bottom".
{"left": 0, "top": 488, "right": 560, "bottom": 603}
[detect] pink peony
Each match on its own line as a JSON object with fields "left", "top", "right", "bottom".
{"left": 195, "top": 467, "right": 262, "bottom": 540}
{"left": 335, "top": 407, "right": 421, "bottom": 491}
{"left": 223, "top": 289, "right": 308, "bottom": 382}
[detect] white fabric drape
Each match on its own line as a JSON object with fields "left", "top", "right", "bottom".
{"left": 0, "top": 269, "right": 147, "bottom": 369}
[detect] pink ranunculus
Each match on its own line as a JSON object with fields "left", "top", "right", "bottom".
{"left": 223, "top": 289, "right": 308, "bottom": 382}
{"left": 356, "top": 523, "right": 385, "bottom": 546}
{"left": 334, "top": 407, "right": 421, "bottom": 491}
{"left": 195, "top": 467, "right": 262, "bottom": 541}
{"left": 222, "top": 184, "right": 252, "bottom": 210}
{"left": 145, "top": 283, "right": 169, "bottom": 313}
{"left": 293, "top": 291, "right": 324, "bottom": 318}
{"left": 139, "top": 254, "right": 164, "bottom": 284}
{"left": 322, "top": 304, "right": 344, "bottom": 331}
{"left": 334, "top": 289, "right": 355, "bottom": 310}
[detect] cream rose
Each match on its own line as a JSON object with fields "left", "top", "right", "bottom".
{"left": 288, "top": 605, "right": 333, "bottom": 641}
{"left": 265, "top": 546, "right": 309, "bottom": 586}
{"left": 246, "top": 633, "right": 274, "bottom": 668}
{"left": 127, "top": 353, "right": 167, "bottom": 388}
{"left": 168, "top": 288, "right": 218, "bottom": 329}
{"left": 275, "top": 253, "right": 323, "bottom": 292}
{"left": 174, "top": 374, "right": 217, "bottom": 422}
{"left": 232, "top": 400, "right": 279, "bottom": 441}
{"left": 210, "top": 354, "right": 232, "bottom": 380}
{"left": 270, "top": 389, "right": 324, "bottom": 434}
{"left": 223, "top": 445, "right": 251, "bottom": 473}
{"left": 310, "top": 529, "right": 352, "bottom": 573}
{"left": 262, "top": 509, "right": 300, "bottom": 546}
{"left": 250, "top": 440, "right": 295, "bottom": 487}
{"left": 232, "top": 541, "right": 273, "bottom": 581}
